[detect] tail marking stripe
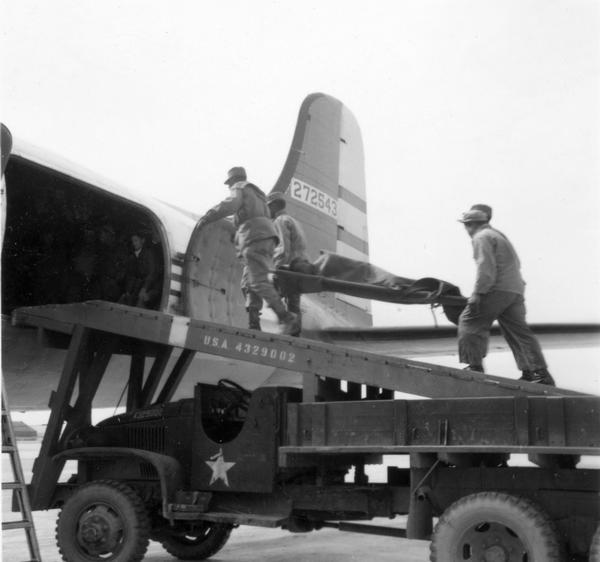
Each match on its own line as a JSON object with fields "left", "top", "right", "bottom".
{"left": 336, "top": 240, "right": 369, "bottom": 262}
{"left": 338, "top": 185, "right": 367, "bottom": 213}
{"left": 337, "top": 227, "right": 369, "bottom": 255}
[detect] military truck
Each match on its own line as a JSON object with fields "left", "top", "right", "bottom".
{"left": 13, "top": 302, "right": 600, "bottom": 561}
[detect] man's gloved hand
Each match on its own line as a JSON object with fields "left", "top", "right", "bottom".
{"left": 197, "top": 210, "right": 218, "bottom": 231}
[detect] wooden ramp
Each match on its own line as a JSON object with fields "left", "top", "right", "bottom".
{"left": 12, "top": 301, "right": 585, "bottom": 400}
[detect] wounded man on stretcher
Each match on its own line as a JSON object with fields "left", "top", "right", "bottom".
{"left": 273, "top": 251, "right": 468, "bottom": 325}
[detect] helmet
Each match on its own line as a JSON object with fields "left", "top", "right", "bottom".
{"left": 267, "top": 191, "right": 286, "bottom": 205}
{"left": 224, "top": 166, "right": 247, "bottom": 185}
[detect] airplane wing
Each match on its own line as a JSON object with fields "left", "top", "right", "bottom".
{"left": 317, "top": 324, "right": 600, "bottom": 357}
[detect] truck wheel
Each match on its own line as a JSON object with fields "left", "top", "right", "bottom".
{"left": 160, "top": 522, "right": 233, "bottom": 560}
{"left": 590, "top": 523, "right": 600, "bottom": 562}
{"left": 430, "top": 492, "right": 562, "bottom": 562}
{"left": 56, "top": 479, "right": 150, "bottom": 562}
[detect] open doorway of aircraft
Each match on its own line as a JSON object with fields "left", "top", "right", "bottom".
{"left": 1, "top": 94, "right": 598, "bottom": 410}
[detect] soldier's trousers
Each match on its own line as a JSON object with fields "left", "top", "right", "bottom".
{"left": 285, "top": 293, "right": 301, "bottom": 315}
{"left": 240, "top": 238, "right": 286, "bottom": 318}
{"left": 458, "top": 290, "right": 547, "bottom": 371}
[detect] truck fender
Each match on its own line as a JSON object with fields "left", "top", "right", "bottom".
{"left": 53, "top": 447, "right": 184, "bottom": 518}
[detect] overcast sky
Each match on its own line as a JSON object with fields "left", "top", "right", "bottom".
{"left": 2, "top": 0, "right": 598, "bottom": 326}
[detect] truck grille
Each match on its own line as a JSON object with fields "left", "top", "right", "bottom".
{"left": 127, "top": 426, "right": 166, "bottom": 453}
{"left": 139, "top": 462, "right": 158, "bottom": 478}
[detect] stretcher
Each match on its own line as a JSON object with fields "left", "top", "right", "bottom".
{"left": 274, "top": 252, "right": 468, "bottom": 323}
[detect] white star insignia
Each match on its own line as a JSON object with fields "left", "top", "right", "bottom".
{"left": 205, "top": 448, "right": 235, "bottom": 486}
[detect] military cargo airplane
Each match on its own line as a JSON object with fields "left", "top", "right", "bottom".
{"left": 2, "top": 94, "right": 598, "bottom": 409}
{"left": 2, "top": 93, "right": 378, "bottom": 408}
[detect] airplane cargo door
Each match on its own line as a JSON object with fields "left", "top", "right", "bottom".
{"left": 182, "top": 219, "right": 246, "bottom": 326}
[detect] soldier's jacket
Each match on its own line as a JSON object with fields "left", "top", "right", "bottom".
{"left": 201, "top": 181, "right": 278, "bottom": 251}
{"left": 272, "top": 211, "right": 308, "bottom": 268}
{"left": 471, "top": 225, "right": 525, "bottom": 295}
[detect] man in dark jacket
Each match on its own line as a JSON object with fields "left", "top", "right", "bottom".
{"left": 121, "top": 230, "right": 160, "bottom": 309}
{"left": 196, "top": 167, "right": 300, "bottom": 335}
{"left": 457, "top": 208, "right": 555, "bottom": 385}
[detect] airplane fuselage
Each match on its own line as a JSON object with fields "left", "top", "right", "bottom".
{"left": 2, "top": 94, "right": 373, "bottom": 407}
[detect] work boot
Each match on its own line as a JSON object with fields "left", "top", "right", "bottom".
{"left": 248, "top": 308, "right": 261, "bottom": 331}
{"left": 519, "top": 369, "right": 533, "bottom": 382}
{"left": 520, "top": 368, "right": 555, "bottom": 386}
{"left": 534, "top": 368, "right": 556, "bottom": 386}
{"left": 280, "top": 312, "right": 301, "bottom": 337}
{"left": 463, "top": 364, "right": 484, "bottom": 373}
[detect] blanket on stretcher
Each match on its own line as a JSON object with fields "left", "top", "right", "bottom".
{"left": 273, "top": 251, "right": 468, "bottom": 325}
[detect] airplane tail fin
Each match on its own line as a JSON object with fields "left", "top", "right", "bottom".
{"left": 271, "top": 93, "right": 372, "bottom": 326}
{"left": 183, "top": 94, "right": 371, "bottom": 328}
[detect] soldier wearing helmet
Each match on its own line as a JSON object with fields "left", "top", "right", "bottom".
{"left": 267, "top": 191, "right": 308, "bottom": 269}
{"left": 267, "top": 191, "right": 308, "bottom": 332}
{"left": 457, "top": 207, "right": 554, "bottom": 385}
{"left": 196, "top": 167, "right": 300, "bottom": 335}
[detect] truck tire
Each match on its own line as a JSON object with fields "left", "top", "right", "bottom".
{"left": 56, "top": 479, "right": 150, "bottom": 562}
{"left": 590, "top": 523, "right": 600, "bottom": 562}
{"left": 430, "top": 491, "right": 562, "bottom": 562}
{"left": 160, "top": 522, "right": 233, "bottom": 560}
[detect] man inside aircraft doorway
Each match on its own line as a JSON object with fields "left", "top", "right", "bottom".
{"left": 196, "top": 167, "right": 300, "bottom": 336}
{"left": 120, "top": 230, "right": 160, "bottom": 309}
{"left": 457, "top": 207, "right": 555, "bottom": 386}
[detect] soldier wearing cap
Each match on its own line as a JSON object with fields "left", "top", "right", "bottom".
{"left": 470, "top": 203, "right": 492, "bottom": 220}
{"left": 196, "top": 167, "right": 300, "bottom": 335}
{"left": 457, "top": 208, "right": 555, "bottom": 385}
{"left": 267, "top": 191, "right": 309, "bottom": 329}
